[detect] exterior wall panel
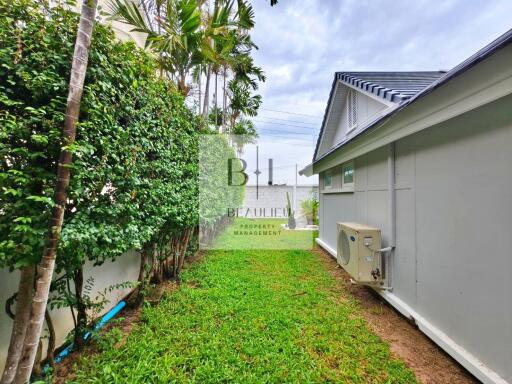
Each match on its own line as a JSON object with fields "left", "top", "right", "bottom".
{"left": 317, "top": 95, "right": 512, "bottom": 382}
{"left": 394, "top": 189, "right": 416, "bottom": 305}
{"left": 355, "top": 191, "right": 367, "bottom": 223}
{"left": 413, "top": 98, "right": 512, "bottom": 382}
{"left": 394, "top": 137, "right": 417, "bottom": 306}
{"left": 321, "top": 194, "right": 356, "bottom": 249}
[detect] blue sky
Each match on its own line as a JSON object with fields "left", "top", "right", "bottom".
{"left": 241, "top": 0, "right": 512, "bottom": 184}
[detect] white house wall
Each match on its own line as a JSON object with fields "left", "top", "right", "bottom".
{"left": 317, "top": 94, "right": 512, "bottom": 383}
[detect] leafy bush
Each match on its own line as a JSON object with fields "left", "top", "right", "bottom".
{"left": 198, "top": 134, "right": 245, "bottom": 244}
{"left": 300, "top": 197, "right": 319, "bottom": 225}
{"left": 0, "top": 0, "right": 199, "bottom": 268}
{"left": 0, "top": 0, "right": 208, "bottom": 354}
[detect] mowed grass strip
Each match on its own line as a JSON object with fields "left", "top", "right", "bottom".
{"left": 70, "top": 230, "right": 416, "bottom": 383}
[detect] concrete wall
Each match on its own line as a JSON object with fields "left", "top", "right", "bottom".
{"left": 0, "top": 250, "right": 140, "bottom": 373}
{"left": 242, "top": 185, "right": 318, "bottom": 223}
{"left": 318, "top": 94, "right": 512, "bottom": 383}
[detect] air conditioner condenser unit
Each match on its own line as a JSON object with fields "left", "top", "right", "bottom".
{"left": 337, "top": 222, "right": 383, "bottom": 285}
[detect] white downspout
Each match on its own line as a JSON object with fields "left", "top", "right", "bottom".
{"left": 387, "top": 142, "right": 396, "bottom": 290}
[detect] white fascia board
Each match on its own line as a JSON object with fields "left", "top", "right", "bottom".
{"left": 313, "top": 46, "right": 512, "bottom": 174}
{"left": 315, "top": 237, "right": 509, "bottom": 384}
{"left": 316, "top": 80, "right": 341, "bottom": 158}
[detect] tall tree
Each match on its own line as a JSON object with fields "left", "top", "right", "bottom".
{"left": 13, "top": 1, "right": 98, "bottom": 382}
{"left": 200, "top": 0, "right": 236, "bottom": 122}
{"left": 227, "top": 79, "right": 261, "bottom": 128}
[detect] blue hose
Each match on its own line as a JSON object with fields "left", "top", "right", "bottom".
{"left": 49, "top": 300, "right": 127, "bottom": 366}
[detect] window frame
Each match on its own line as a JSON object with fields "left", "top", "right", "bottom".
{"left": 341, "top": 161, "right": 355, "bottom": 192}
{"left": 323, "top": 171, "right": 333, "bottom": 189}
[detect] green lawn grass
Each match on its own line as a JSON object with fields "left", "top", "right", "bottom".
{"left": 69, "top": 220, "right": 416, "bottom": 383}
{"left": 210, "top": 218, "right": 316, "bottom": 250}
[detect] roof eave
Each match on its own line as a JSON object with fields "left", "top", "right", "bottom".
{"left": 312, "top": 28, "right": 512, "bottom": 167}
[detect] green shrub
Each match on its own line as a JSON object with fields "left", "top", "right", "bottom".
{"left": 300, "top": 197, "right": 319, "bottom": 225}
{"left": 0, "top": 0, "right": 206, "bottom": 345}
{"left": 0, "top": 0, "right": 201, "bottom": 273}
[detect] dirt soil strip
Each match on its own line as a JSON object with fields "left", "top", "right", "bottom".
{"left": 314, "top": 246, "right": 479, "bottom": 384}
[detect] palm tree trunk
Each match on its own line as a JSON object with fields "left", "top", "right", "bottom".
{"left": 202, "top": 66, "right": 211, "bottom": 118}
{"left": 222, "top": 67, "right": 227, "bottom": 133}
{"left": 198, "top": 65, "right": 202, "bottom": 115}
{"left": 14, "top": 1, "right": 98, "bottom": 382}
{"left": 0, "top": 266, "right": 35, "bottom": 384}
{"left": 214, "top": 71, "right": 218, "bottom": 131}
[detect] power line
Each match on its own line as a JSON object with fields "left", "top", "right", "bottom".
{"left": 258, "top": 128, "right": 315, "bottom": 136}
{"left": 253, "top": 120, "right": 320, "bottom": 130}
{"left": 255, "top": 133, "right": 316, "bottom": 146}
{"left": 257, "top": 115, "right": 320, "bottom": 126}
{"left": 260, "top": 108, "right": 323, "bottom": 119}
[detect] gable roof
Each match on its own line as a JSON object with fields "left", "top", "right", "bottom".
{"left": 312, "top": 27, "right": 512, "bottom": 164}
{"left": 339, "top": 71, "right": 446, "bottom": 103}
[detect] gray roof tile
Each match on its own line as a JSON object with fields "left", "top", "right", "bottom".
{"left": 337, "top": 71, "right": 446, "bottom": 102}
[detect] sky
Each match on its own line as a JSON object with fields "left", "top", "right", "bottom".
{"left": 241, "top": 0, "right": 512, "bottom": 185}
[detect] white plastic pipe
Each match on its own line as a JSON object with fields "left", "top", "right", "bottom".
{"left": 387, "top": 143, "right": 396, "bottom": 288}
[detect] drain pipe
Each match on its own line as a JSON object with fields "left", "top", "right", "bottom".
{"left": 387, "top": 143, "right": 396, "bottom": 290}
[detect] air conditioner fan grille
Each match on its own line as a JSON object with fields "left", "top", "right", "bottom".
{"left": 339, "top": 230, "right": 350, "bottom": 265}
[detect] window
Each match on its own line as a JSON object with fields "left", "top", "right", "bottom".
{"left": 323, "top": 171, "right": 332, "bottom": 189}
{"left": 347, "top": 90, "right": 358, "bottom": 130}
{"left": 341, "top": 162, "right": 354, "bottom": 191}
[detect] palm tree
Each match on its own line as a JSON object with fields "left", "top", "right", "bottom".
{"left": 201, "top": 0, "right": 263, "bottom": 131}
{"left": 231, "top": 118, "right": 258, "bottom": 157}
{"left": 109, "top": 0, "right": 202, "bottom": 96}
{"left": 12, "top": 1, "right": 99, "bottom": 383}
{"left": 227, "top": 79, "right": 261, "bottom": 129}
{"left": 199, "top": 0, "right": 237, "bottom": 128}
{"left": 223, "top": 78, "right": 260, "bottom": 155}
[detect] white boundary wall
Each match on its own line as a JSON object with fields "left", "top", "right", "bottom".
{"left": 0, "top": 251, "right": 140, "bottom": 373}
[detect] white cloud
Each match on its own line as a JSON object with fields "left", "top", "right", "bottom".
{"left": 247, "top": 0, "right": 512, "bottom": 183}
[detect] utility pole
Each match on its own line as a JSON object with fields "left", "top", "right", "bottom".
{"left": 293, "top": 163, "right": 298, "bottom": 214}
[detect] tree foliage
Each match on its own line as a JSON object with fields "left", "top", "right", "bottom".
{"left": 0, "top": 0, "right": 250, "bottom": 378}
{"left": 0, "top": 0, "right": 202, "bottom": 273}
